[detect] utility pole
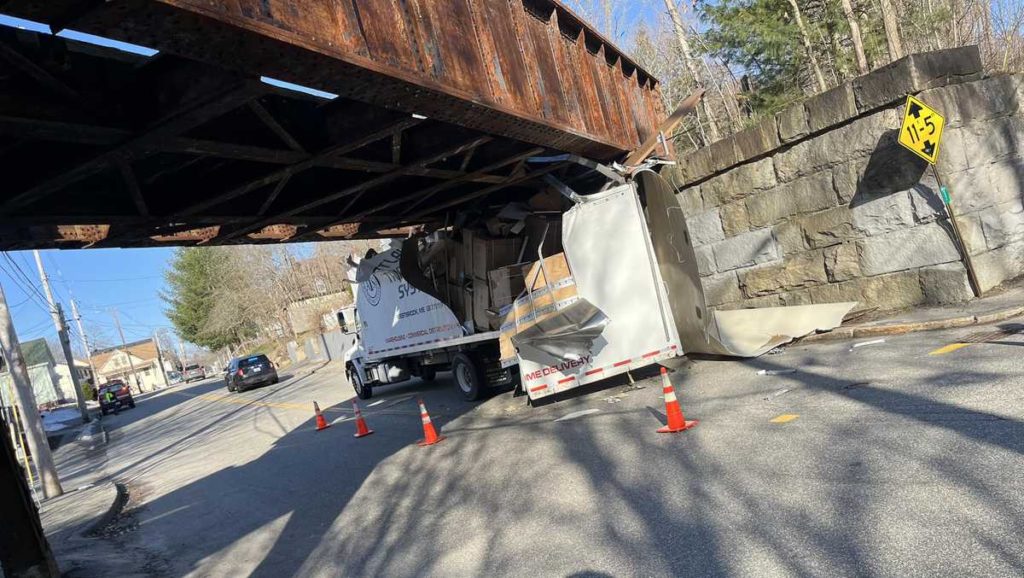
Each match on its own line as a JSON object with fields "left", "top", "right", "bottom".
{"left": 110, "top": 309, "right": 142, "bottom": 394}
{"left": 152, "top": 332, "right": 167, "bottom": 388}
{"left": 69, "top": 300, "right": 97, "bottom": 390}
{"left": 0, "top": 281, "right": 63, "bottom": 498}
{"left": 178, "top": 337, "right": 187, "bottom": 370}
{"left": 32, "top": 251, "right": 89, "bottom": 424}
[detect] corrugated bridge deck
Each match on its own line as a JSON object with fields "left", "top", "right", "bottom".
{"left": 0, "top": 0, "right": 666, "bottom": 248}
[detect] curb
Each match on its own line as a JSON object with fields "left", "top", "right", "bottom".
{"left": 82, "top": 482, "right": 128, "bottom": 537}
{"left": 804, "top": 305, "right": 1024, "bottom": 342}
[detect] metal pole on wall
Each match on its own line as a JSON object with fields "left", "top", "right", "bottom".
{"left": 0, "top": 282, "right": 63, "bottom": 499}
{"left": 931, "top": 165, "right": 982, "bottom": 297}
{"left": 32, "top": 251, "right": 89, "bottom": 423}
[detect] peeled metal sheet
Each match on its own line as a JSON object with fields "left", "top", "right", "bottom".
{"left": 638, "top": 170, "right": 855, "bottom": 356}
{"left": 511, "top": 298, "right": 609, "bottom": 362}
{"left": 708, "top": 304, "right": 855, "bottom": 356}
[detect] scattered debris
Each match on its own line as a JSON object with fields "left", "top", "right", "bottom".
{"left": 763, "top": 388, "right": 791, "bottom": 401}
{"left": 841, "top": 381, "right": 870, "bottom": 391}
{"left": 554, "top": 409, "right": 601, "bottom": 422}
{"left": 766, "top": 346, "right": 786, "bottom": 355}
{"left": 756, "top": 368, "right": 796, "bottom": 376}
{"left": 849, "top": 338, "right": 886, "bottom": 351}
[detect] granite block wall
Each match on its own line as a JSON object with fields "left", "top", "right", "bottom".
{"left": 663, "top": 46, "right": 1024, "bottom": 312}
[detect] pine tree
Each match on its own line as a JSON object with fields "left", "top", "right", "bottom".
{"left": 162, "top": 247, "right": 238, "bottom": 351}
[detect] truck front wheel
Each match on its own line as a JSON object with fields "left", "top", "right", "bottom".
{"left": 349, "top": 366, "right": 372, "bottom": 400}
{"left": 452, "top": 353, "right": 483, "bottom": 401}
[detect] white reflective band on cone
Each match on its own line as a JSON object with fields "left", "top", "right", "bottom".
{"left": 664, "top": 392, "right": 677, "bottom": 403}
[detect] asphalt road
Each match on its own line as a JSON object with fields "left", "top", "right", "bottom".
{"left": 64, "top": 321, "right": 1024, "bottom": 577}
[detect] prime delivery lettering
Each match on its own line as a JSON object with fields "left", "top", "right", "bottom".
{"left": 524, "top": 356, "right": 592, "bottom": 381}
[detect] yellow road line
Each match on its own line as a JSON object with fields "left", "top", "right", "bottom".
{"left": 928, "top": 343, "right": 970, "bottom": 356}
{"left": 769, "top": 413, "right": 799, "bottom": 424}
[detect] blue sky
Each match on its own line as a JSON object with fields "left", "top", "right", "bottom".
{"left": 0, "top": 248, "right": 174, "bottom": 352}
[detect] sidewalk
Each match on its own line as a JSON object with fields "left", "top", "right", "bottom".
{"left": 806, "top": 280, "right": 1024, "bottom": 341}
{"left": 36, "top": 419, "right": 130, "bottom": 576}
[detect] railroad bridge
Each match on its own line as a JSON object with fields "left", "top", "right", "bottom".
{"left": 0, "top": 0, "right": 666, "bottom": 248}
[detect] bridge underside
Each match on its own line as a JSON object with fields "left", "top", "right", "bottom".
{"left": 0, "top": 0, "right": 665, "bottom": 249}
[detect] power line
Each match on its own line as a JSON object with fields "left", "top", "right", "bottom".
{"left": 0, "top": 255, "right": 45, "bottom": 305}
{"left": 49, "top": 275, "right": 165, "bottom": 283}
{"left": 14, "top": 253, "right": 50, "bottom": 306}
{"left": 0, "top": 255, "right": 51, "bottom": 315}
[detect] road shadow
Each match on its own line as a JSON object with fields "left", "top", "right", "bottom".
{"left": 68, "top": 342, "right": 1024, "bottom": 576}
{"left": 88, "top": 370, "right": 480, "bottom": 577}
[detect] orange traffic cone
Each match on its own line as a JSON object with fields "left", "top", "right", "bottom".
{"left": 352, "top": 400, "right": 374, "bottom": 438}
{"left": 417, "top": 399, "right": 445, "bottom": 446}
{"left": 313, "top": 401, "right": 331, "bottom": 431}
{"left": 657, "top": 367, "right": 698, "bottom": 433}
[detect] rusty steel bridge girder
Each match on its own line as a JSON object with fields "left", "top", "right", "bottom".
{"left": 0, "top": 0, "right": 669, "bottom": 249}
{"left": 1, "top": 0, "right": 666, "bottom": 160}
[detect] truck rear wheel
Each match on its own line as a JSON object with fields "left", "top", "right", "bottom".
{"left": 452, "top": 353, "right": 483, "bottom": 401}
{"left": 349, "top": 366, "right": 372, "bottom": 400}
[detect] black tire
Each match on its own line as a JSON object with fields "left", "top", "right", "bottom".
{"left": 128, "top": 400, "right": 136, "bottom": 409}
{"left": 452, "top": 353, "right": 484, "bottom": 401}
{"left": 100, "top": 408, "right": 108, "bottom": 416}
{"left": 420, "top": 367, "right": 437, "bottom": 382}
{"left": 226, "top": 381, "right": 235, "bottom": 392}
{"left": 349, "top": 367, "right": 372, "bottom": 400}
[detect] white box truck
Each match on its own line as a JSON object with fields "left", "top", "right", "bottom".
{"left": 340, "top": 170, "right": 853, "bottom": 403}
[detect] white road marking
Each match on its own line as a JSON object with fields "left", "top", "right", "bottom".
{"left": 367, "top": 400, "right": 385, "bottom": 407}
{"left": 850, "top": 339, "right": 886, "bottom": 351}
{"left": 555, "top": 409, "right": 601, "bottom": 422}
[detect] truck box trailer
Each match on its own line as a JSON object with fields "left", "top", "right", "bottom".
{"left": 340, "top": 168, "right": 854, "bottom": 403}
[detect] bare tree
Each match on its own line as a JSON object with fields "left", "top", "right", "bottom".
{"left": 787, "top": 0, "right": 829, "bottom": 92}
{"left": 879, "top": 0, "right": 905, "bottom": 61}
{"left": 841, "top": 0, "right": 870, "bottom": 73}
{"left": 662, "top": 0, "right": 722, "bottom": 141}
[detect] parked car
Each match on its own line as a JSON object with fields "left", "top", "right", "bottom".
{"left": 98, "top": 380, "right": 135, "bottom": 415}
{"left": 167, "top": 370, "right": 183, "bottom": 385}
{"left": 225, "top": 354, "right": 279, "bottom": 393}
{"left": 183, "top": 364, "right": 206, "bottom": 382}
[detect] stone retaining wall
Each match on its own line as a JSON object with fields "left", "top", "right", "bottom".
{"left": 664, "top": 46, "right": 1024, "bottom": 312}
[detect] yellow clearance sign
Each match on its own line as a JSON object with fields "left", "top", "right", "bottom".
{"left": 898, "top": 95, "right": 944, "bottom": 164}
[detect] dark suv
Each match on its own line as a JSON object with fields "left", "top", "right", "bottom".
{"left": 98, "top": 380, "right": 135, "bottom": 415}
{"left": 225, "top": 354, "right": 279, "bottom": 393}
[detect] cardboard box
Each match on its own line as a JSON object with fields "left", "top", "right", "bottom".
{"left": 498, "top": 253, "right": 578, "bottom": 366}
{"left": 462, "top": 230, "right": 475, "bottom": 284}
{"left": 473, "top": 277, "right": 491, "bottom": 331}
{"left": 471, "top": 233, "right": 523, "bottom": 281}
{"left": 445, "top": 239, "right": 465, "bottom": 284}
{"left": 443, "top": 282, "right": 465, "bottom": 323}
{"left": 487, "top": 264, "right": 527, "bottom": 309}
{"left": 522, "top": 252, "right": 571, "bottom": 291}
{"left": 523, "top": 216, "right": 562, "bottom": 261}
